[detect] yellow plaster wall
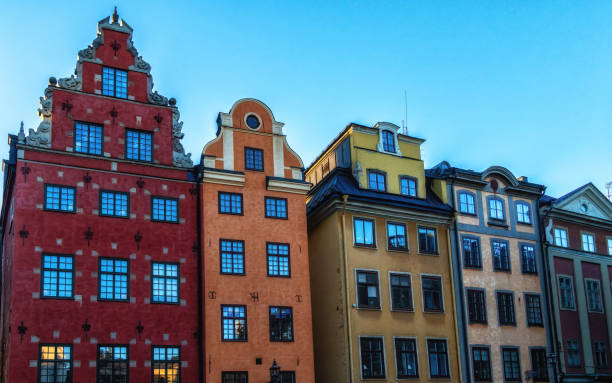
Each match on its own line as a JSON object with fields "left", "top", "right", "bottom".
{"left": 430, "top": 178, "right": 449, "bottom": 204}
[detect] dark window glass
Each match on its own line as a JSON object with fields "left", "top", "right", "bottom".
{"left": 125, "top": 129, "right": 152, "bottom": 161}
{"left": 360, "top": 337, "right": 385, "bottom": 379}
{"left": 472, "top": 347, "right": 491, "bottom": 382}
{"left": 521, "top": 245, "right": 537, "bottom": 274}
{"left": 467, "top": 289, "right": 487, "bottom": 324}
{"left": 526, "top": 294, "right": 543, "bottom": 326}
{"left": 39, "top": 344, "right": 72, "bottom": 383}
{"left": 418, "top": 227, "right": 437, "bottom": 254}
{"left": 530, "top": 348, "right": 548, "bottom": 381}
{"left": 220, "top": 240, "right": 244, "bottom": 275}
{"left": 152, "top": 197, "right": 178, "bottom": 223}
{"left": 516, "top": 202, "right": 531, "bottom": 224}
{"left": 269, "top": 307, "right": 293, "bottom": 341}
{"left": 219, "top": 192, "right": 243, "bottom": 215}
{"left": 395, "top": 338, "right": 418, "bottom": 378}
{"left": 267, "top": 243, "right": 290, "bottom": 277}
{"left": 75, "top": 122, "right": 103, "bottom": 155}
{"left": 489, "top": 198, "right": 504, "bottom": 220}
{"left": 368, "top": 170, "right": 386, "bottom": 191}
{"left": 382, "top": 130, "right": 395, "bottom": 152}
{"left": 245, "top": 114, "right": 260, "bottom": 129}
{"left": 492, "top": 240, "right": 510, "bottom": 271}
{"left": 245, "top": 147, "right": 263, "bottom": 171}
{"left": 152, "top": 346, "right": 180, "bottom": 383}
{"left": 354, "top": 218, "right": 375, "bottom": 247}
{"left": 387, "top": 222, "right": 407, "bottom": 250}
{"left": 100, "top": 191, "right": 129, "bottom": 218}
{"left": 497, "top": 292, "right": 515, "bottom": 325}
{"left": 459, "top": 192, "right": 476, "bottom": 214}
{"left": 390, "top": 273, "right": 412, "bottom": 311}
{"left": 400, "top": 177, "right": 417, "bottom": 197}
{"left": 222, "top": 305, "right": 247, "bottom": 341}
{"left": 502, "top": 347, "right": 521, "bottom": 381}
{"left": 422, "top": 276, "right": 443, "bottom": 312}
{"left": 45, "top": 184, "right": 75, "bottom": 212}
{"left": 102, "top": 67, "right": 127, "bottom": 98}
{"left": 558, "top": 276, "right": 575, "bottom": 309}
{"left": 222, "top": 372, "right": 248, "bottom": 383}
{"left": 99, "top": 258, "right": 129, "bottom": 301}
{"left": 567, "top": 340, "right": 581, "bottom": 367}
{"left": 586, "top": 279, "right": 603, "bottom": 312}
{"left": 428, "top": 339, "right": 449, "bottom": 378}
{"left": 594, "top": 341, "right": 608, "bottom": 369}
{"left": 152, "top": 262, "right": 179, "bottom": 304}
{"left": 42, "top": 254, "right": 73, "bottom": 298}
{"left": 463, "top": 237, "right": 481, "bottom": 268}
{"left": 97, "top": 345, "right": 128, "bottom": 383}
{"left": 280, "top": 371, "right": 295, "bottom": 383}
{"left": 357, "top": 270, "right": 380, "bottom": 309}
{"left": 265, "top": 197, "right": 287, "bottom": 219}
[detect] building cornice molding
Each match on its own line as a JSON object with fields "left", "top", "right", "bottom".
{"left": 202, "top": 168, "right": 245, "bottom": 187}
{"left": 266, "top": 178, "right": 310, "bottom": 195}
{"left": 542, "top": 206, "right": 612, "bottom": 231}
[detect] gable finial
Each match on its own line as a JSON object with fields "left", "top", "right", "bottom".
{"left": 112, "top": 6, "right": 119, "bottom": 23}
{"left": 17, "top": 121, "right": 25, "bottom": 143}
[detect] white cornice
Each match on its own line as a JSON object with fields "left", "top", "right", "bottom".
{"left": 202, "top": 169, "right": 245, "bottom": 187}
{"left": 267, "top": 179, "right": 311, "bottom": 194}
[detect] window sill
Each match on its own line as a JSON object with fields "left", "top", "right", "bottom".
{"left": 527, "top": 323, "right": 544, "bottom": 328}
{"left": 270, "top": 339, "right": 295, "bottom": 343}
{"left": 151, "top": 301, "right": 180, "bottom": 306}
{"left": 423, "top": 310, "right": 444, "bottom": 314}
{"left": 151, "top": 219, "right": 180, "bottom": 224}
{"left": 468, "top": 321, "right": 488, "bottom": 325}
{"left": 219, "top": 212, "right": 244, "bottom": 216}
{"left": 391, "top": 308, "right": 414, "bottom": 313}
{"left": 516, "top": 221, "right": 533, "bottom": 227}
{"left": 356, "top": 306, "right": 382, "bottom": 311}
{"left": 264, "top": 216, "right": 289, "bottom": 220}
{"left": 354, "top": 244, "right": 378, "bottom": 250}
{"left": 459, "top": 212, "right": 478, "bottom": 217}
{"left": 493, "top": 269, "right": 512, "bottom": 274}
{"left": 499, "top": 323, "right": 517, "bottom": 327}
{"left": 487, "top": 220, "right": 508, "bottom": 228}
{"left": 44, "top": 209, "right": 77, "bottom": 214}
{"left": 221, "top": 339, "right": 248, "bottom": 342}
{"left": 220, "top": 272, "right": 246, "bottom": 276}
{"left": 396, "top": 375, "right": 420, "bottom": 380}
{"left": 464, "top": 265, "right": 483, "bottom": 270}
{"left": 419, "top": 251, "right": 440, "bottom": 256}
{"left": 388, "top": 247, "right": 409, "bottom": 253}
{"left": 40, "top": 296, "right": 75, "bottom": 300}
{"left": 244, "top": 168, "right": 264, "bottom": 173}
{"left": 521, "top": 271, "right": 538, "bottom": 276}
{"left": 100, "top": 214, "right": 130, "bottom": 219}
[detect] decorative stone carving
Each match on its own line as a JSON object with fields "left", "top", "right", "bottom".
{"left": 58, "top": 75, "right": 82, "bottom": 91}
{"left": 17, "top": 122, "right": 25, "bottom": 143}
{"left": 353, "top": 161, "right": 363, "bottom": 188}
{"left": 78, "top": 45, "right": 96, "bottom": 61}
{"left": 148, "top": 91, "right": 168, "bottom": 106}
{"left": 133, "top": 56, "right": 151, "bottom": 72}
{"left": 171, "top": 108, "right": 193, "bottom": 167}
{"left": 25, "top": 87, "right": 53, "bottom": 148}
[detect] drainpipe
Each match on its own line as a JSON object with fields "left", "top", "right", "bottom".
{"left": 340, "top": 194, "right": 355, "bottom": 382}
{"left": 196, "top": 165, "right": 204, "bottom": 383}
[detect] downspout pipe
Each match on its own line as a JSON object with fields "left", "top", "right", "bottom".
{"left": 340, "top": 194, "right": 354, "bottom": 382}
{"left": 195, "top": 165, "right": 204, "bottom": 383}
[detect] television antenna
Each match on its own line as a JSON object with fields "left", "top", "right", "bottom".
{"left": 606, "top": 182, "right": 612, "bottom": 201}
{"left": 401, "top": 90, "right": 408, "bottom": 135}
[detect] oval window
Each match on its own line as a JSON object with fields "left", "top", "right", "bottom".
{"left": 246, "top": 114, "right": 260, "bottom": 129}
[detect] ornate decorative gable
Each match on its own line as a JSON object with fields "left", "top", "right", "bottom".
{"left": 554, "top": 183, "right": 612, "bottom": 221}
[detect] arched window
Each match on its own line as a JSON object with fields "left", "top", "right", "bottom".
{"left": 381, "top": 130, "right": 395, "bottom": 153}
{"left": 516, "top": 201, "right": 531, "bottom": 224}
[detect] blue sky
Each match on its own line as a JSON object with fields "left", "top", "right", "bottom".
{"left": 1, "top": 1, "right": 611, "bottom": 198}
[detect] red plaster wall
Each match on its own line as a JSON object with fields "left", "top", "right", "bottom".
{"left": 551, "top": 217, "right": 612, "bottom": 255}
{"left": 582, "top": 261, "right": 612, "bottom": 373}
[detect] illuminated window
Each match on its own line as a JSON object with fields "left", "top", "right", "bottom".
{"left": 100, "top": 190, "right": 129, "bottom": 218}
{"left": 44, "top": 184, "right": 75, "bottom": 212}
{"left": 74, "top": 122, "right": 103, "bottom": 155}
{"left": 42, "top": 254, "right": 73, "bottom": 298}
{"left": 222, "top": 305, "right": 247, "bottom": 341}
{"left": 265, "top": 197, "right": 287, "bottom": 219}
{"left": 152, "top": 262, "right": 179, "bottom": 304}
{"left": 98, "top": 345, "right": 128, "bottom": 382}
{"left": 220, "top": 240, "right": 244, "bottom": 275}
{"left": 102, "top": 67, "right": 128, "bottom": 98}
{"left": 269, "top": 306, "right": 293, "bottom": 342}
{"left": 99, "top": 258, "right": 129, "bottom": 301}
{"left": 152, "top": 197, "right": 178, "bottom": 223}
{"left": 219, "top": 192, "right": 243, "bottom": 215}
{"left": 152, "top": 346, "right": 180, "bottom": 383}
{"left": 267, "top": 243, "right": 290, "bottom": 277}
{"left": 126, "top": 129, "right": 152, "bottom": 162}
{"left": 39, "top": 344, "right": 72, "bottom": 383}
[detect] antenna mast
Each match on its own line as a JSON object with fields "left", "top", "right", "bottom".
{"left": 606, "top": 182, "right": 612, "bottom": 201}
{"left": 403, "top": 90, "right": 408, "bottom": 135}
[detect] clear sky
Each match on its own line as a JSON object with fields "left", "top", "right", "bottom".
{"left": 1, "top": 1, "right": 611, "bottom": 199}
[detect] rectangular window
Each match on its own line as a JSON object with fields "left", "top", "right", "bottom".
{"left": 102, "top": 66, "right": 127, "bottom": 98}
{"left": 265, "top": 197, "right": 287, "bottom": 219}
{"left": 220, "top": 240, "right": 245, "bottom": 275}
{"left": 356, "top": 270, "right": 380, "bottom": 309}
{"left": 41, "top": 254, "right": 73, "bottom": 299}
{"left": 463, "top": 237, "right": 481, "bottom": 268}
{"left": 126, "top": 129, "right": 152, "bottom": 162}
{"left": 608, "top": 238, "right": 612, "bottom": 255}
{"left": 382, "top": 130, "right": 395, "bottom": 152}
{"left": 44, "top": 184, "right": 75, "bottom": 212}
{"left": 395, "top": 338, "right": 418, "bottom": 378}
{"left": 244, "top": 147, "right": 263, "bottom": 171}
{"left": 400, "top": 176, "right": 417, "bottom": 197}
{"left": 418, "top": 227, "right": 437, "bottom": 254}
{"left": 472, "top": 347, "right": 492, "bottom": 382}
{"left": 427, "top": 339, "right": 449, "bottom": 378}
{"left": 489, "top": 197, "right": 505, "bottom": 220}
{"left": 497, "top": 292, "right": 516, "bottom": 325}
{"left": 152, "top": 262, "right": 179, "bottom": 304}
{"left": 586, "top": 279, "right": 603, "bottom": 312}
{"left": 521, "top": 245, "right": 537, "bottom": 274}
{"left": 526, "top": 294, "right": 543, "bottom": 326}
{"left": 502, "top": 347, "right": 521, "bottom": 381}
{"left": 567, "top": 340, "right": 581, "bottom": 367}
{"left": 360, "top": 337, "right": 385, "bottom": 379}
{"left": 267, "top": 243, "right": 290, "bottom": 277}
{"left": 99, "top": 258, "right": 129, "bottom": 301}
{"left": 39, "top": 344, "right": 72, "bottom": 383}
{"left": 97, "top": 345, "right": 128, "bottom": 383}
{"left": 368, "top": 170, "right": 386, "bottom": 192}
{"left": 152, "top": 346, "right": 180, "bottom": 383}
{"left": 530, "top": 348, "right": 548, "bottom": 381}
{"left": 222, "top": 372, "right": 248, "bottom": 383}
{"left": 516, "top": 202, "right": 532, "bottom": 224}
{"left": 387, "top": 222, "right": 407, "bottom": 251}
{"left": 219, "top": 192, "right": 243, "bottom": 215}
{"left": 492, "top": 240, "right": 510, "bottom": 272}
{"left": 269, "top": 306, "right": 293, "bottom": 342}
{"left": 74, "top": 122, "right": 103, "bottom": 155}
{"left": 390, "top": 273, "right": 412, "bottom": 311}
{"left": 594, "top": 341, "right": 608, "bottom": 368}
{"left": 152, "top": 196, "right": 178, "bottom": 223}
{"left": 222, "top": 305, "right": 247, "bottom": 341}
{"left": 459, "top": 192, "right": 476, "bottom": 215}
{"left": 466, "top": 288, "right": 487, "bottom": 324}
{"left": 354, "top": 218, "right": 375, "bottom": 247}
{"left": 280, "top": 371, "right": 295, "bottom": 383}
{"left": 422, "top": 275, "right": 443, "bottom": 312}
{"left": 554, "top": 228, "right": 569, "bottom": 247}
{"left": 100, "top": 190, "right": 129, "bottom": 218}
{"left": 558, "top": 275, "right": 576, "bottom": 309}
{"left": 582, "top": 233, "right": 596, "bottom": 252}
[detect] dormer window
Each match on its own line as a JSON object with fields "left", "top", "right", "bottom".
{"left": 382, "top": 130, "right": 395, "bottom": 153}
{"left": 102, "top": 67, "right": 127, "bottom": 99}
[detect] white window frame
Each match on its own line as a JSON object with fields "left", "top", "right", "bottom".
{"left": 358, "top": 335, "right": 387, "bottom": 380}
{"left": 553, "top": 227, "right": 569, "bottom": 248}
{"left": 581, "top": 232, "right": 596, "bottom": 253}
{"left": 354, "top": 268, "right": 382, "bottom": 311}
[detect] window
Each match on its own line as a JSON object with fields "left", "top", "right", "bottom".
{"left": 368, "top": 170, "right": 386, "bottom": 192}
{"left": 98, "top": 345, "right": 128, "bottom": 383}
{"left": 554, "top": 228, "right": 569, "bottom": 247}
{"left": 356, "top": 270, "right": 380, "bottom": 309}
{"left": 422, "top": 275, "right": 443, "bottom": 312}
{"left": 530, "top": 348, "right": 548, "bottom": 381}
{"left": 152, "top": 346, "right": 180, "bottom": 383}
{"left": 219, "top": 192, "right": 243, "bottom": 215}
{"left": 387, "top": 222, "right": 407, "bottom": 251}
{"left": 502, "top": 347, "right": 521, "bottom": 381}
{"left": 245, "top": 114, "right": 260, "bottom": 129}
{"left": 222, "top": 305, "right": 247, "bottom": 341}
{"left": 99, "top": 258, "right": 129, "bottom": 301}
{"left": 526, "top": 294, "right": 543, "bottom": 326}
{"left": 152, "top": 197, "right": 178, "bottom": 223}
{"left": 586, "top": 279, "right": 603, "bottom": 312}
{"left": 245, "top": 147, "right": 263, "bottom": 171}
{"left": 382, "top": 130, "right": 395, "bottom": 152}
{"left": 44, "top": 184, "right": 75, "bottom": 212}
{"left": 427, "top": 339, "right": 449, "bottom": 378}
{"left": 39, "top": 344, "right": 72, "bottom": 383}
{"left": 594, "top": 341, "right": 608, "bottom": 368}
{"left": 400, "top": 177, "right": 417, "bottom": 197}
{"left": 102, "top": 67, "right": 127, "bottom": 98}
{"left": 463, "top": 237, "right": 481, "bottom": 268}
{"left": 265, "top": 197, "right": 287, "bottom": 219}
{"left": 152, "top": 262, "right": 179, "bottom": 304}
{"left": 267, "top": 243, "right": 290, "bottom": 277}
{"left": 280, "top": 371, "right": 295, "bottom": 383}
{"left": 354, "top": 218, "right": 375, "bottom": 247}
{"left": 418, "top": 227, "right": 437, "bottom": 254}
{"left": 516, "top": 201, "right": 531, "bottom": 224}
{"left": 269, "top": 307, "right": 293, "bottom": 342}
{"left": 360, "top": 337, "right": 385, "bottom": 379}
{"left": 488, "top": 197, "right": 504, "bottom": 221}
{"left": 390, "top": 273, "right": 413, "bottom": 311}
{"left": 126, "top": 129, "right": 152, "bottom": 162}
{"left": 459, "top": 192, "right": 476, "bottom": 215}
{"left": 395, "top": 338, "right": 418, "bottom": 378}
{"left": 497, "top": 292, "right": 515, "bottom": 325}
{"left": 558, "top": 275, "right": 576, "bottom": 310}
{"left": 100, "top": 190, "right": 129, "bottom": 218}
{"left": 582, "top": 233, "right": 595, "bottom": 252}
{"left": 220, "top": 240, "right": 245, "bottom": 275}
{"left": 608, "top": 238, "right": 612, "bottom": 255}
{"left": 222, "top": 372, "right": 248, "bottom": 383}
{"left": 74, "top": 122, "right": 103, "bottom": 155}
{"left": 567, "top": 340, "right": 581, "bottom": 367}
{"left": 41, "top": 254, "right": 73, "bottom": 298}
{"left": 492, "top": 240, "right": 510, "bottom": 272}
{"left": 472, "top": 347, "right": 491, "bottom": 382}
{"left": 466, "top": 288, "right": 487, "bottom": 324}
{"left": 521, "top": 245, "right": 537, "bottom": 274}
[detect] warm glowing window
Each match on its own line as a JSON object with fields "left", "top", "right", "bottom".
{"left": 152, "top": 346, "right": 180, "bottom": 383}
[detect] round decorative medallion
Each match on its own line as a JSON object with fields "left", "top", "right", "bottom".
{"left": 246, "top": 114, "right": 260, "bottom": 129}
